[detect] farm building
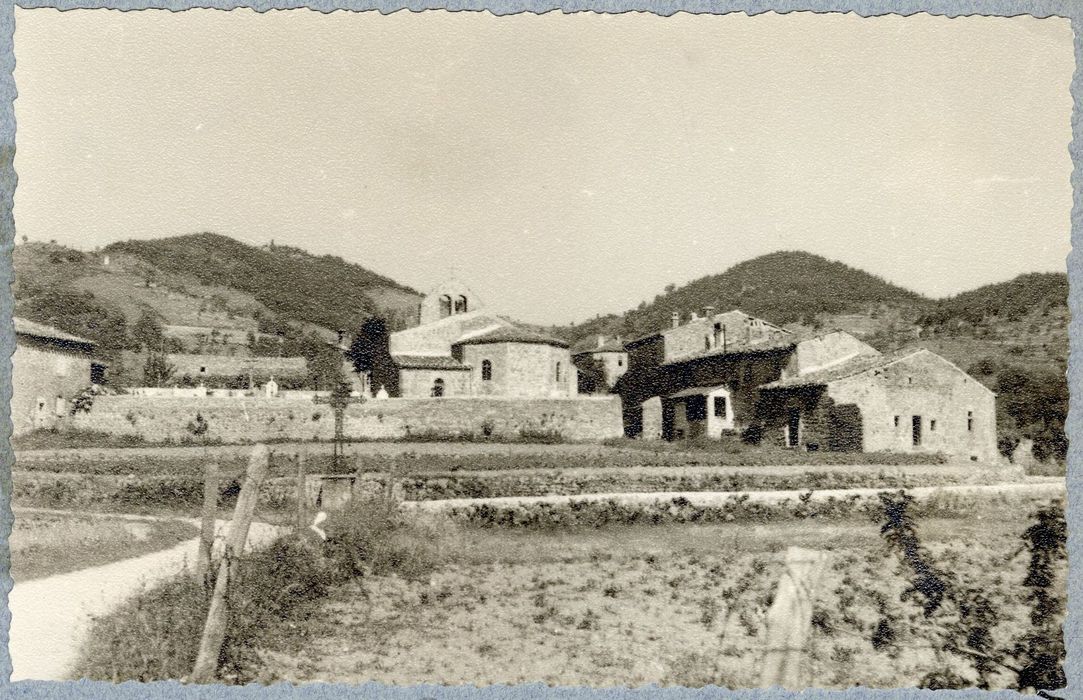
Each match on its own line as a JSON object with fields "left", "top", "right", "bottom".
{"left": 11, "top": 318, "right": 102, "bottom": 435}
{"left": 377, "top": 278, "right": 577, "bottom": 398}
{"left": 620, "top": 308, "right": 997, "bottom": 461}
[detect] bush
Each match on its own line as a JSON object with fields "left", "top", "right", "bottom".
{"left": 322, "top": 498, "right": 443, "bottom": 583}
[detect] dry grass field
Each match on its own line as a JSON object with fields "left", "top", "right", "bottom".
{"left": 9, "top": 511, "right": 198, "bottom": 581}
{"left": 250, "top": 500, "right": 1061, "bottom": 689}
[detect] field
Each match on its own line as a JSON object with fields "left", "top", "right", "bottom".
{"left": 246, "top": 496, "right": 1063, "bottom": 688}
{"left": 8, "top": 510, "right": 198, "bottom": 581}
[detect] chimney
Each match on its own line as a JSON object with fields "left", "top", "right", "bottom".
{"left": 704, "top": 305, "right": 715, "bottom": 318}
{"left": 671, "top": 311, "right": 680, "bottom": 329}
{"left": 597, "top": 335, "right": 605, "bottom": 349}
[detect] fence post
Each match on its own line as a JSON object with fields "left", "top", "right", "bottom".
{"left": 191, "top": 444, "right": 269, "bottom": 684}
{"left": 194, "top": 461, "right": 219, "bottom": 584}
{"left": 759, "top": 547, "right": 829, "bottom": 689}
{"left": 294, "top": 448, "right": 307, "bottom": 530}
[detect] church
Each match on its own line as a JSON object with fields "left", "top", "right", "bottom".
{"left": 376, "top": 279, "right": 578, "bottom": 399}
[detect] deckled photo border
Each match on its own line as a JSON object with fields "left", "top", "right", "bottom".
{"left": 0, "top": 0, "right": 1077, "bottom": 697}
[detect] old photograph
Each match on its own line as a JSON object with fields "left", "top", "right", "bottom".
{"left": 4, "top": 6, "right": 1073, "bottom": 693}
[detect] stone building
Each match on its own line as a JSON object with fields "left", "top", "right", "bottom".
{"left": 620, "top": 307, "right": 997, "bottom": 461}
{"left": 571, "top": 335, "right": 628, "bottom": 392}
{"left": 379, "top": 279, "right": 577, "bottom": 398}
{"left": 12, "top": 318, "right": 100, "bottom": 435}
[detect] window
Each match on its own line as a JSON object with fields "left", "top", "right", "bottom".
{"left": 200, "top": 366, "right": 207, "bottom": 374}
{"left": 431, "top": 378, "right": 445, "bottom": 397}
{"left": 893, "top": 415, "right": 900, "bottom": 428}
{"left": 454, "top": 295, "right": 468, "bottom": 313}
{"left": 713, "top": 396, "right": 727, "bottom": 418}
{"left": 912, "top": 415, "right": 922, "bottom": 446}
{"left": 556, "top": 362, "right": 562, "bottom": 383}
{"left": 618, "top": 358, "right": 624, "bottom": 367}
{"left": 967, "top": 411, "right": 974, "bottom": 432}
{"left": 439, "top": 295, "right": 452, "bottom": 318}
{"left": 481, "top": 359, "right": 492, "bottom": 381}
{"left": 704, "top": 336, "right": 711, "bottom": 350}
{"left": 930, "top": 419, "right": 937, "bottom": 432}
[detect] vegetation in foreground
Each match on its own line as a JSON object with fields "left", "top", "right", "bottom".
{"left": 71, "top": 493, "right": 1065, "bottom": 691}
{"left": 8, "top": 512, "right": 197, "bottom": 581}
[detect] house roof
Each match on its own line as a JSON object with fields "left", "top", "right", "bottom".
{"left": 625, "top": 309, "right": 788, "bottom": 349}
{"left": 758, "top": 348, "right": 928, "bottom": 390}
{"left": 392, "top": 354, "right": 471, "bottom": 371}
{"left": 14, "top": 317, "right": 96, "bottom": 346}
{"left": 452, "top": 325, "right": 569, "bottom": 349}
{"left": 669, "top": 384, "right": 728, "bottom": 399}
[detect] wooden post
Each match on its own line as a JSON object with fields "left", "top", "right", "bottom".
{"left": 759, "top": 547, "right": 829, "bottom": 689}
{"left": 194, "top": 461, "right": 219, "bottom": 583}
{"left": 191, "top": 444, "right": 269, "bottom": 684}
{"left": 294, "top": 449, "right": 307, "bottom": 530}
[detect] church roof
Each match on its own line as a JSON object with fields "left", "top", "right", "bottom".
{"left": 452, "top": 325, "right": 569, "bottom": 349}
{"left": 572, "top": 339, "right": 626, "bottom": 355}
{"left": 391, "top": 354, "right": 471, "bottom": 370}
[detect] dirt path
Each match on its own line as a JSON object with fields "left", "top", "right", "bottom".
{"left": 7, "top": 518, "right": 284, "bottom": 682}
{"left": 404, "top": 480, "right": 1066, "bottom": 512}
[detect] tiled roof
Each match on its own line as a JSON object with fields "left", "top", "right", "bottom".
{"left": 759, "top": 348, "right": 926, "bottom": 390}
{"left": 14, "top": 317, "right": 95, "bottom": 346}
{"left": 392, "top": 355, "right": 471, "bottom": 370}
{"left": 452, "top": 325, "right": 569, "bottom": 349}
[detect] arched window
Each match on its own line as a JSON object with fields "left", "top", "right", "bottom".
{"left": 556, "top": 362, "right": 562, "bottom": 383}
{"left": 481, "top": 359, "right": 492, "bottom": 381}
{"left": 439, "top": 295, "right": 453, "bottom": 318}
{"left": 454, "top": 295, "right": 468, "bottom": 313}
{"left": 431, "top": 378, "right": 445, "bottom": 397}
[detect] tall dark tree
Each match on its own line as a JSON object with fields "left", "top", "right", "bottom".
{"left": 348, "top": 317, "right": 398, "bottom": 396}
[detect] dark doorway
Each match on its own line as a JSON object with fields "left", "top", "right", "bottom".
{"left": 912, "top": 415, "right": 922, "bottom": 446}
{"left": 787, "top": 408, "right": 800, "bottom": 447}
{"left": 828, "top": 404, "right": 863, "bottom": 452}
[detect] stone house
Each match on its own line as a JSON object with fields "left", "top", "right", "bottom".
{"left": 620, "top": 307, "right": 997, "bottom": 461}
{"left": 756, "top": 348, "right": 998, "bottom": 462}
{"left": 571, "top": 335, "right": 628, "bottom": 392}
{"left": 380, "top": 279, "right": 577, "bottom": 398}
{"left": 12, "top": 318, "right": 101, "bottom": 435}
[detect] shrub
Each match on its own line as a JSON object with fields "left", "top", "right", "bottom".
{"left": 322, "top": 498, "right": 443, "bottom": 583}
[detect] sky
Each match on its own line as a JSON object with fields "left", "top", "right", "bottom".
{"left": 11, "top": 9, "right": 1075, "bottom": 325}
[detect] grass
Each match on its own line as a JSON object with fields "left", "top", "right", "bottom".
{"left": 69, "top": 492, "right": 1064, "bottom": 688}
{"left": 12, "top": 428, "right": 153, "bottom": 451}
{"left": 245, "top": 498, "right": 1061, "bottom": 688}
{"left": 8, "top": 511, "right": 198, "bottom": 581}
{"left": 71, "top": 496, "right": 443, "bottom": 684}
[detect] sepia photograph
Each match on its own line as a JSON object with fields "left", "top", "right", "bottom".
{"left": 3, "top": 5, "right": 1074, "bottom": 693}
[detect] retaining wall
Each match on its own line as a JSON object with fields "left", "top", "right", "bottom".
{"left": 71, "top": 395, "right": 624, "bottom": 443}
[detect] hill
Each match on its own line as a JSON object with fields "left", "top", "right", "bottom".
{"left": 13, "top": 234, "right": 422, "bottom": 386}
{"left": 103, "top": 233, "right": 421, "bottom": 332}
{"left": 556, "top": 251, "right": 930, "bottom": 349}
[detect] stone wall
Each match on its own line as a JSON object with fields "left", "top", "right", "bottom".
{"left": 166, "top": 353, "right": 307, "bottom": 380}
{"left": 72, "top": 395, "right": 624, "bottom": 443}
{"left": 12, "top": 341, "right": 94, "bottom": 435}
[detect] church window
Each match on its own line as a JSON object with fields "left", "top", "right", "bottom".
{"left": 439, "top": 295, "right": 453, "bottom": 319}
{"left": 431, "top": 378, "right": 445, "bottom": 397}
{"left": 556, "top": 362, "right": 562, "bottom": 383}
{"left": 454, "top": 295, "right": 468, "bottom": 314}
{"left": 481, "top": 360, "right": 492, "bottom": 381}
